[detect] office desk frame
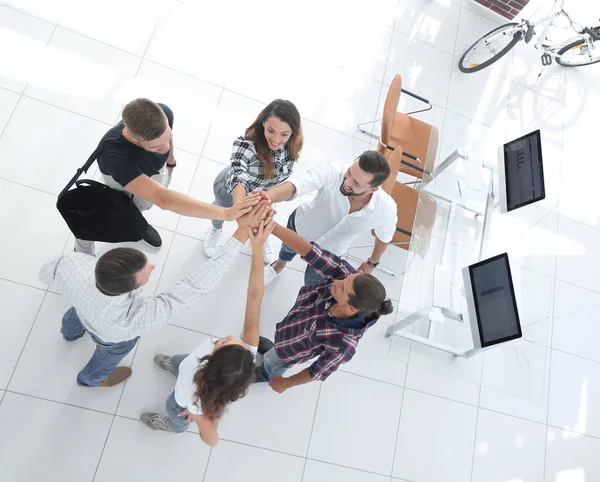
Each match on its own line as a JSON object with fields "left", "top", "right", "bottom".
{"left": 384, "top": 149, "right": 497, "bottom": 359}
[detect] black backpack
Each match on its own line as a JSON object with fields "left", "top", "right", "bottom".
{"left": 56, "top": 144, "right": 148, "bottom": 242}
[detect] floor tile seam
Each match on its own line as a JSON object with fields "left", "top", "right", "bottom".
{"left": 51, "top": 24, "right": 148, "bottom": 59}
{"left": 0, "top": 276, "right": 48, "bottom": 293}
{"left": 0, "top": 88, "right": 23, "bottom": 142}
{"left": 200, "top": 446, "right": 213, "bottom": 482}
{"left": 15, "top": 93, "right": 114, "bottom": 127}
{"left": 91, "top": 414, "right": 117, "bottom": 482}
{"left": 469, "top": 402, "right": 481, "bottom": 481}
{"left": 0, "top": 85, "right": 24, "bottom": 96}
{"left": 219, "top": 86, "right": 376, "bottom": 144}
{"left": 2, "top": 388, "right": 117, "bottom": 417}
{"left": 545, "top": 423, "right": 600, "bottom": 441}
{"left": 377, "top": 0, "right": 400, "bottom": 135}
{"left": 4, "top": 290, "right": 50, "bottom": 391}
{"left": 388, "top": 26, "right": 459, "bottom": 66}
{"left": 209, "top": 436, "right": 307, "bottom": 461}
{"left": 183, "top": 87, "right": 225, "bottom": 198}
{"left": 451, "top": 2, "right": 463, "bottom": 60}
{"left": 388, "top": 382, "right": 406, "bottom": 479}
{"left": 553, "top": 212, "right": 600, "bottom": 235}
{"left": 544, "top": 195, "right": 561, "bottom": 482}
{"left": 0, "top": 3, "right": 59, "bottom": 26}
{"left": 172, "top": 87, "right": 225, "bottom": 235}
{"left": 402, "top": 385, "right": 550, "bottom": 427}
{"left": 304, "top": 454, "right": 393, "bottom": 478}
{"left": 303, "top": 381, "right": 322, "bottom": 469}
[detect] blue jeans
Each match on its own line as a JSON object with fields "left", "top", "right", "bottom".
{"left": 211, "top": 168, "right": 233, "bottom": 230}
{"left": 61, "top": 307, "right": 139, "bottom": 387}
{"left": 165, "top": 354, "right": 190, "bottom": 433}
{"left": 256, "top": 347, "right": 292, "bottom": 382}
{"left": 278, "top": 209, "right": 325, "bottom": 287}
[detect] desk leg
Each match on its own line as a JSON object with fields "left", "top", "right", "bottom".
{"left": 385, "top": 308, "right": 429, "bottom": 337}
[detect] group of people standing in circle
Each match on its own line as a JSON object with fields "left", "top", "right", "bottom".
{"left": 41, "top": 97, "right": 398, "bottom": 444}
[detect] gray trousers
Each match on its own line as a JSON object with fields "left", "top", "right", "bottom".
{"left": 211, "top": 167, "right": 233, "bottom": 230}
{"left": 73, "top": 166, "right": 171, "bottom": 255}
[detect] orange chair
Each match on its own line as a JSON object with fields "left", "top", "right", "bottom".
{"left": 382, "top": 147, "right": 437, "bottom": 258}
{"left": 358, "top": 74, "right": 439, "bottom": 184}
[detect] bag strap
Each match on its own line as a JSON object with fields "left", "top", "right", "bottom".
{"left": 58, "top": 142, "right": 104, "bottom": 199}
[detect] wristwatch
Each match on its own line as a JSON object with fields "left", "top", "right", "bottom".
{"left": 166, "top": 163, "right": 176, "bottom": 168}
{"left": 366, "top": 258, "right": 379, "bottom": 268}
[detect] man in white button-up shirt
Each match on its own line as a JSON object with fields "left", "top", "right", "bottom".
{"left": 264, "top": 151, "right": 397, "bottom": 286}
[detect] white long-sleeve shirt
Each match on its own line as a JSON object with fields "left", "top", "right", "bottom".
{"left": 288, "top": 163, "right": 397, "bottom": 255}
{"left": 39, "top": 238, "right": 243, "bottom": 343}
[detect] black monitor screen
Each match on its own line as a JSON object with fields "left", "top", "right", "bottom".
{"left": 503, "top": 130, "right": 545, "bottom": 211}
{"left": 469, "top": 253, "right": 521, "bottom": 347}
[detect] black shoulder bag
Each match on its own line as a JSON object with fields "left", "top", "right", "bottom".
{"left": 56, "top": 144, "right": 149, "bottom": 242}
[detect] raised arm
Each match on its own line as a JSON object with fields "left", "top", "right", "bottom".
{"left": 124, "top": 174, "right": 259, "bottom": 221}
{"left": 123, "top": 201, "right": 272, "bottom": 337}
{"left": 265, "top": 181, "right": 296, "bottom": 203}
{"left": 271, "top": 222, "right": 312, "bottom": 257}
{"left": 241, "top": 217, "right": 276, "bottom": 347}
{"left": 266, "top": 163, "right": 337, "bottom": 203}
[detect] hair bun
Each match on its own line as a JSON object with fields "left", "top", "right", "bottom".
{"left": 379, "top": 299, "right": 394, "bottom": 316}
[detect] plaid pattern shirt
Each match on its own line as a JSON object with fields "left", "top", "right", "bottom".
{"left": 39, "top": 238, "right": 243, "bottom": 343}
{"left": 225, "top": 136, "right": 296, "bottom": 194}
{"left": 274, "top": 243, "right": 379, "bottom": 381}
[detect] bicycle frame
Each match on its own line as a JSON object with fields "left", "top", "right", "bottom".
{"left": 506, "top": 0, "right": 597, "bottom": 62}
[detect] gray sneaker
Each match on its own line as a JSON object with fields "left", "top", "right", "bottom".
{"left": 153, "top": 354, "right": 177, "bottom": 376}
{"left": 140, "top": 412, "right": 172, "bottom": 432}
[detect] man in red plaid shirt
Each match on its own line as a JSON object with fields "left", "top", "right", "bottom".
{"left": 255, "top": 221, "right": 394, "bottom": 393}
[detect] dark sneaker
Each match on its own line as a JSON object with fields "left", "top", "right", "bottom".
{"left": 142, "top": 225, "right": 162, "bottom": 248}
{"left": 97, "top": 366, "right": 132, "bottom": 387}
{"left": 153, "top": 354, "right": 177, "bottom": 376}
{"left": 140, "top": 413, "right": 172, "bottom": 432}
{"left": 258, "top": 336, "right": 274, "bottom": 355}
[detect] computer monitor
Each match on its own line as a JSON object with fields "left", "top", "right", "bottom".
{"left": 462, "top": 253, "right": 522, "bottom": 349}
{"left": 498, "top": 129, "right": 545, "bottom": 213}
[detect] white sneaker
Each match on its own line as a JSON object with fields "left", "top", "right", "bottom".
{"left": 264, "top": 264, "right": 282, "bottom": 285}
{"left": 203, "top": 226, "right": 222, "bottom": 257}
{"left": 262, "top": 237, "right": 276, "bottom": 265}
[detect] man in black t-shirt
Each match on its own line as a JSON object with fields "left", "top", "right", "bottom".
{"left": 74, "top": 98, "right": 260, "bottom": 255}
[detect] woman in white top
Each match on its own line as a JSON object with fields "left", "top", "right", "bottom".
{"left": 141, "top": 213, "right": 275, "bottom": 445}
{"left": 203, "top": 99, "right": 303, "bottom": 264}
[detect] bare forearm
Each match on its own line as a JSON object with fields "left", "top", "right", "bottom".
{"left": 232, "top": 184, "right": 247, "bottom": 204}
{"left": 272, "top": 223, "right": 312, "bottom": 257}
{"left": 192, "top": 415, "right": 219, "bottom": 446}
{"left": 281, "top": 368, "right": 313, "bottom": 389}
{"left": 160, "top": 189, "right": 227, "bottom": 219}
{"left": 248, "top": 247, "right": 264, "bottom": 300}
{"left": 265, "top": 182, "right": 296, "bottom": 203}
{"left": 370, "top": 237, "right": 388, "bottom": 264}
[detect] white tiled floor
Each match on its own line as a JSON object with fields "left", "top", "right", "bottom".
{"left": 1, "top": 0, "right": 600, "bottom": 481}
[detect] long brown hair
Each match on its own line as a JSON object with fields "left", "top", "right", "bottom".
{"left": 245, "top": 99, "right": 303, "bottom": 179}
{"left": 348, "top": 274, "right": 394, "bottom": 317}
{"left": 192, "top": 344, "right": 255, "bottom": 420}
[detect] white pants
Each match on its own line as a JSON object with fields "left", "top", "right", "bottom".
{"left": 73, "top": 167, "right": 171, "bottom": 255}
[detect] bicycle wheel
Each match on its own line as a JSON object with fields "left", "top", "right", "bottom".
{"left": 556, "top": 37, "right": 600, "bottom": 67}
{"left": 459, "top": 23, "right": 523, "bottom": 73}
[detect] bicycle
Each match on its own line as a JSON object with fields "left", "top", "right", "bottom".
{"left": 459, "top": 0, "right": 600, "bottom": 73}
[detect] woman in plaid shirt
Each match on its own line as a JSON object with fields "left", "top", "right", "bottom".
{"left": 204, "top": 99, "right": 303, "bottom": 263}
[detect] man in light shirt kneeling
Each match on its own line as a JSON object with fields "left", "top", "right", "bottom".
{"left": 264, "top": 150, "right": 397, "bottom": 286}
